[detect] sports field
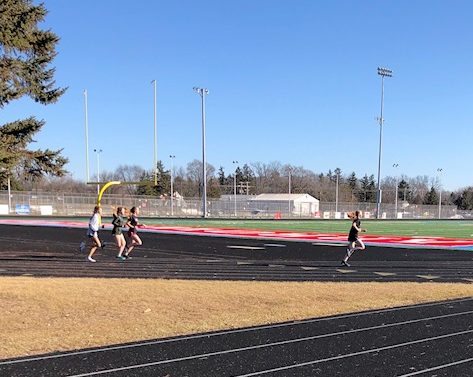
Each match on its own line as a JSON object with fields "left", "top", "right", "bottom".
{"left": 147, "top": 219, "right": 473, "bottom": 239}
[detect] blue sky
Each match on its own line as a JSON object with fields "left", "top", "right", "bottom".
{"left": 3, "top": 0, "right": 473, "bottom": 190}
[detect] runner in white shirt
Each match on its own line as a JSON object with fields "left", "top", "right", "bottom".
{"left": 86, "top": 206, "right": 104, "bottom": 262}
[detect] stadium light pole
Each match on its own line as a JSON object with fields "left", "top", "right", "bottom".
{"left": 335, "top": 172, "right": 339, "bottom": 214}
{"left": 83, "top": 90, "right": 90, "bottom": 182}
{"left": 437, "top": 168, "right": 443, "bottom": 219}
{"left": 193, "top": 87, "right": 209, "bottom": 218}
{"left": 170, "top": 155, "right": 175, "bottom": 216}
{"left": 151, "top": 80, "right": 158, "bottom": 186}
{"left": 233, "top": 160, "right": 238, "bottom": 216}
{"left": 288, "top": 168, "right": 292, "bottom": 216}
{"left": 376, "top": 67, "right": 393, "bottom": 219}
{"left": 94, "top": 148, "right": 103, "bottom": 194}
{"left": 7, "top": 175, "right": 11, "bottom": 213}
{"left": 393, "top": 163, "right": 399, "bottom": 219}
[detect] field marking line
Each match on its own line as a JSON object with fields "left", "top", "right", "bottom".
{"left": 2, "top": 298, "right": 473, "bottom": 365}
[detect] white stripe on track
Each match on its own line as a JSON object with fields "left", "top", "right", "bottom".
{"left": 65, "top": 328, "right": 473, "bottom": 377}
{"left": 227, "top": 245, "right": 265, "bottom": 250}
{"left": 2, "top": 297, "right": 472, "bottom": 365}
{"left": 396, "top": 357, "right": 473, "bottom": 376}
{"left": 233, "top": 330, "right": 473, "bottom": 377}
{"left": 58, "top": 310, "right": 473, "bottom": 376}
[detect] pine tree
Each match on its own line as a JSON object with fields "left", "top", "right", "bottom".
{"left": 347, "top": 172, "right": 357, "bottom": 190}
{"left": 398, "top": 179, "right": 411, "bottom": 202}
{"left": 217, "top": 166, "right": 226, "bottom": 186}
{"left": 453, "top": 187, "right": 473, "bottom": 210}
{"left": 135, "top": 161, "right": 170, "bottom": 196}
{"left": 0, "top": 0, "right": 68, "bottom": 188}
{"left": 423, "top": 187, "right": 439, "bottom": 205}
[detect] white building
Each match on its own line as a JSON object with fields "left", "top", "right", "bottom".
{"left": 250, "top": 193, "right": 319, "bottom": 215}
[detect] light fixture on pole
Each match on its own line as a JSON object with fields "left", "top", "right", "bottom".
{"left": 232, "top": 160, "right": 238, "bottom": 216}
{"left": 151, "top": 80, "right": 158, "bottom": 186}
{"left": 393, "top": 163, "right": 399, "bottom": 218}
{"left": 193, "top": 87, "right": 209, "bottom": 218}
{"left": 437, "top": 168, "right": 443, "bottom": 219}
{"left": 170, "top": 155, "right": 175, "bottom": 216}
{"left": 83, "top": 90, "right": 90, "bottom": 182}
{"left": 93, "top": 148, "right": 103, "bottom": 194}
{"left": 376, "top": 67, "right": 393, "bottom": 219}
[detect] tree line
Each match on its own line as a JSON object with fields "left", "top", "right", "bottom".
{"left": 8, "top": 160, "right": 473, "bottom": 210}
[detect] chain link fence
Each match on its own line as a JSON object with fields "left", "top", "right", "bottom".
{"left": 0, "top": 190, "right": 470, "bottom": 219}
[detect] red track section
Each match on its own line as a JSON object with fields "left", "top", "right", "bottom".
{"left": 1, "top": 218, "right": 473, "bottom": 249}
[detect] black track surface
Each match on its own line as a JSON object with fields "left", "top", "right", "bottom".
{"left": 2, "top": 224, "right": 473, "bottom": 376}
{"left": 2, "top": 298, "right": 473, "bottom": 376}
{"left": 1, "top": 224, "right": 473, "bottom": 283}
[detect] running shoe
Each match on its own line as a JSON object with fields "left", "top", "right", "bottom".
{"left": 87, "top": 256, "right": 96, "bottom": 263}
{"left": 341, "top": 260, "right": 350, "bottom": 267}
{"left": 116, "top": 256, "right": 126, "bottom": 261}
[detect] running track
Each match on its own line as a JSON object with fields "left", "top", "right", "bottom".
{"left": 1, "top": 222, "right": 473, "bottom": 375}
{"left": 2, "top": 298, "right": 473, "bottom": 376}
{"left": 1, "top": 223, "right": 473, "bottom": 282}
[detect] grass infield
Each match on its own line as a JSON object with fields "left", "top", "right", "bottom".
{"left": 2, "top": 277, "right": 473, "bottom": 359}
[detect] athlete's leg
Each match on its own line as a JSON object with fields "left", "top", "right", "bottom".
{"left": 87, "top": 235, "right": 101, "bottom": 262}
{"left": 354, "top": 239, "right": 365, "bottom": 251}
{"left": 125, "top": 234, "right": 142, "bottom": 256}
{"left": 343, "top": 241, "right": 356, "bottom": 264}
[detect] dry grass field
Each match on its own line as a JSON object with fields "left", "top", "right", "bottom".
{"left": 2, "top": 277, "right": 473, "bottom": 359}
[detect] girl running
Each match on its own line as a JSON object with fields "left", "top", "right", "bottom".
{"left": 112, "top": 207, "right": 128, "bottom": 260}
{"left": 341, "top": 210, "right": 366, "bottom": 267}
{"left": 124, "top": 206, "right": 145, "bottom": 258}
{"left": 87, "top": 205, "right": 103, "bottom": 263}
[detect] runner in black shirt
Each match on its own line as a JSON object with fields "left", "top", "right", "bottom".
{"left": 124, "top": 206, "right": 145, "bottom": 258}
{"left": 112, "top": 207, "right": 127, "bottom": 260}
{"left": 341, "top": 210, "right": 366, "bottom": 267}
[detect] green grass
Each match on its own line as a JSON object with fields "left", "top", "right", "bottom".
{"left": 147, "top": 219, "right": 473, "bottom": 239}
{"left": 3, "top": 216, "right": 472, "bottom": 239}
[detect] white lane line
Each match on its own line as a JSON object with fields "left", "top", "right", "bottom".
{"left": 417, "top": 274, "right": 440, "bottom": 280}
{"left": 263, "top": 244, "right": 286, "bottom": 248}
{"left": 227, "top": 246, "right": 265, "bottom": 250}
{"left": 374, "top": 272, "right": 397, "bottom": 277}
{"left": 336, "top": 269, "right": 357, "bottom": 274}
{"left": 63, "top": 310, "right": 473, "bottom": 376}
{"left": 3, "top": 297, "right": 473, "bottom": 365}
{"left": 311, "top": 242, "right": 342, "bottom": 247}
{"left": 396, "top": 357, "right": 473, "bottom": 376}
{"left": 301, "top": 266, "right": 318, "bottom": 270}
{"left": 233, "top": 329, "right": 473, "bottom": 377}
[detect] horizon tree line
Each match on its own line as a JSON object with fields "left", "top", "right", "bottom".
{"left": 8, "top": 159, "right": 473, "bottom": 210}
